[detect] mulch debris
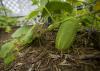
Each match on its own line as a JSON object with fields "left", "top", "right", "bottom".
{"left": 0, "top": 30, "right": 100, "bottom": 71}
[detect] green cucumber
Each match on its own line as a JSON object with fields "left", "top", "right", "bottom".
{"left": 56, "top": 18, "right": 79, "bottom": 51}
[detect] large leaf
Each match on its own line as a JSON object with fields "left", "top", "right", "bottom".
{"left": 11, "top": 26, "right": 30, "bottom": 38}
{"left": 0, "top": 41, "right": 16, "bottom": 58}
{"left": 56, "top": 18, "right": 79, "bottom": 51}
{"left": 20, "top": 25, "right": 39, "bottom": 45}
{"left": 4, "top": 52, "right": 16, "bottom": 64}
{"left": 20, "top": 27, "right": 34, "bottom": 45}
{"left": 42, "top": 1, "right": 73, "bottom": 16}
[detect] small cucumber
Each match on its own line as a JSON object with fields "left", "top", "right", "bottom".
{"left": 56, "top": 18, "right": 79, "bottom": 51}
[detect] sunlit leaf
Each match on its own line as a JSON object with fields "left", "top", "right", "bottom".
{"left": 26, "top": 10, "right": 39, "bottom": 19}
{"left": 20, "top": 27, "right": 34, "bottom": 45}
{"left": 31, "top": 0, "right": 38, "bottom": 5}
{"left": 20, "top": 25, "right": 38, "bottom": 45}
{"left": 4, "top": 53, "right": 16, "bottom": 64}
{"left": 11, "top": 26, "right": 30, "bottom": 38}
{"left": 0, "top": 41, "right": 15, "bottom": 58}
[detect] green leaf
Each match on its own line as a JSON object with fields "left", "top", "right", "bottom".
{"left": 5, "top": 26, "right": 12, "bottom": 33}
{"left": 67, "top": 0, "right": 78, "bottom": 4}
{"left": 31, "top": 0, "right": 48, "bottom": 6}
{"left": 47, "top": 23, "right": 60, "bottom": 31}
{"left": 20, "top": 28, "right": 33, "bottom": 44}
{"left": 20, "top": 26, "right": 37, "bottom": 45}
{"left": 42, "top": 1, "right": 73, "bottom": 16}
{"left": 31, "top": 0, "right": 38, "bottom": 5}
{"left": 0, "top": 41, "right": 15, "bottom": 58}
{"left": 4, "top": 53, "right": 16, "bottom": 64}
{"left": 81, "top": 15, "right": 94, "bottom": 26}
{"left": 11, "top": 26, "right": 30, "bottom": 38}
{"left": 56, "top": 18, "right": 79, "bottom": 51}
{"left": 87, "top": 0, "right": 95, "bottom": 3}
{"left": 26, "top": 10, "right": 39, "bottom": 19}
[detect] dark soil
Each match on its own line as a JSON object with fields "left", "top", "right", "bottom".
{"left": 0, "top": 29, "right": 100, "bottom": 71}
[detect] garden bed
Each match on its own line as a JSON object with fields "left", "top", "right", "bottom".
{"left": 0, "top": 29, "right": 100, "bottom": 71}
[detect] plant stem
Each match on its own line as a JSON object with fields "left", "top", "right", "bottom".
{"left": 44, "top": 7, "right": 55, "bottom": 22}
{"left": 54, "top": 11, "right": 97, "bottom": 25}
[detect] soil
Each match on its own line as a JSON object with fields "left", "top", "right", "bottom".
{"left": 0, "top": 29, "right": 100, "bottom": 71}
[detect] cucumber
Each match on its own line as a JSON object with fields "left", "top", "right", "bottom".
{"left": 56, "top": 18, "right": 79, "bottom": 51}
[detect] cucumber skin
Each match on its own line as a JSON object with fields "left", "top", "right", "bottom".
{"left": 56, "top": 18, "right": 79, "bottom": 51}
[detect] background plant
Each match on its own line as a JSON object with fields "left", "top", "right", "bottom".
{"left": 0, "top": 6, "right": 17, "bottom": 32}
